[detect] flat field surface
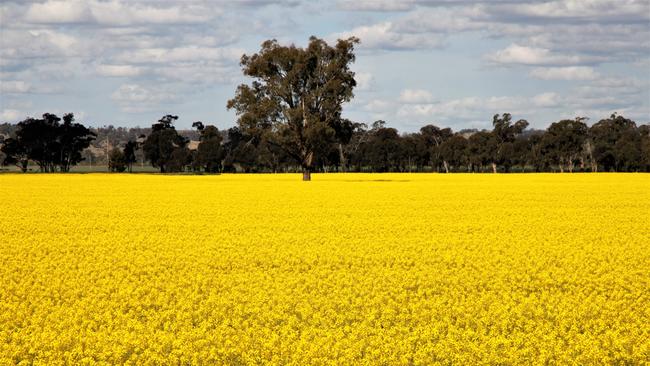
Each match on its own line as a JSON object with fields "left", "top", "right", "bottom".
{"left": 0, "top": 173, "right": 648, "bottom": 365}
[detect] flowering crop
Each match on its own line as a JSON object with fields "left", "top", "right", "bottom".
{"left": 0, "top": 173, "right": 648, "bottom": 365}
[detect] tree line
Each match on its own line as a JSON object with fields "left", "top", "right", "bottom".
{"left": 0, "top": 113, "right": 95, "bottom": 172}
{"left": 1, "top": 37, "right": 648, "bottom": 176}
{"left": 2, "top": 110, "right": 648, "bottom": 174}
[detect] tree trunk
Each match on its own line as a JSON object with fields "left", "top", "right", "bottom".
{"left": 491, "top": 162, "right": 497, "bottom": 173}
{"left": 584, "top": 140, "right": 597, "bottom": 172}
{"left": 443, "top": 161, "right": 449, "bottom": 173}
{"left": 338, "top": 143, "right": 346, "bottom": 172}
{"left": 302, "top": 169, "right": 311, "bottom": 181}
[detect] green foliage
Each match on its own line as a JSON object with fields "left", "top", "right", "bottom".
{"left": 227, "top": 36, "right": 359, "bottom": 180}
{"left": 123, "top": 141, "right": 138, "bottom": 173}
{"left": 109, "top": 148, "right": 126, "bottom": 172}
{"left": 590, "top": 113, "right": 643, "bottom": 172}
{"left": 542, "top": 118, "right": 588, "bottom": 172}
{"left": 196, "top": 125, "right": 224, "bottom": 173}
{"left": 142, "top": 115, "right": 189, "bottom": 173}
{"left": 0, "top": 113, "right": 95, "bottom": 172}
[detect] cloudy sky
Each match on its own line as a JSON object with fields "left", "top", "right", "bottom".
{"left": 1, "top": 0, "right": 649, "bottom": 131}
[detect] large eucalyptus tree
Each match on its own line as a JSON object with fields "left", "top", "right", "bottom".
{"left": 227, "top": 36, "right": 359, "bottom": 180}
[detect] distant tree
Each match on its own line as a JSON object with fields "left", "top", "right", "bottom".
{"left": 222, "top": 127, "right": 253, "bottom": 172}
{"left": 142, "top": 115, "right": 189, "bottom": 173}
{"left": 399, "top": 134, "right": 420, "bottom": 172}
{"left": 639, "top": 128, "right": 650, "bottom": 171}
{"left": 526, "top": 134, "right": 548, "bottom": 172}
{"left": 511, "top": 136, "right": 531, "bottom": 172}
{"left": 57, "top": 113, "right": 96, "bottom": 172}
{"left": 439, "top": 134, "right": 468, "bottom": 172}
{"left": 491, "top": 113, "right": 529, "bottom": 173}
{"left": 420, "top": 125, "right": 453, "bottom": 172}
{"left": 13, "top": 114, "right": 60, "bottom": 172}
{"left": 344, "top": 123, "right": 370, "bottom": 172}
{"left": 331, "top": 118, "right": 358, "bottom": 171}
{"left": 0, "top": 142, "right": 5, "bottom": 168}
{"left": 108, "top": 148, "right": 126, "bottom": 172}
{"left": 1, "top": 113, "right": 95, "bottom": 172}
{"left": 192, "top": 121, "right": 205, "bottom": 132}
{"left": 167, "top": 147, "right": 192, "bottom": 172}
{"left": 227, "top": 36, "right": 359, "bottom": 181}
{"left": 542, "top": 118, "right": 588, "bottom": 172}
{"left": 195, "top": 124, "right": 224, "bottom": 173}
{"left": 123, "top": 140, "right": 138, "bottom": 173}
{"left": 639, "top": 124, "right": 650, "bottom": 172}
{"left": 364, "top": 125, "right": 402, "bottom": 172}
{"left": 589, "top": 113, "right": 641, "bottom": 172}
{"left": 467, "top": 131, "right": 495, "bottom": 172}
{"left": 1, "top": 137, "right": 29, "bottom": 172}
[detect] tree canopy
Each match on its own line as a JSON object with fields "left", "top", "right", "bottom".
{"left": 227, "top": 36, "right": 359, "bottom": 180}
{"left": 1, "top": 113, "right": 95, "bottom": 172}
{"left": 142, "top": 115, "right": 189, "bottom": 173}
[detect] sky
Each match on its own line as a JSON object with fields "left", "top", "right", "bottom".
{"left": 1, "top": 0, "right": 649, "bottom": 132}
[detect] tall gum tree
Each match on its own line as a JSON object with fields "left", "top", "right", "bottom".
{"left": 491, "top": 113, "right": 529, "bottom": 173}
{"left": 542, "top": 118, "right": 588, "bottom": 173}
{"left": 227, "top": 36, "right": 359, "bottom": 181}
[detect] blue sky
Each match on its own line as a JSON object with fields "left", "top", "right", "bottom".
{"left": 1, "top": 0, "right": 649, "bottom": 132}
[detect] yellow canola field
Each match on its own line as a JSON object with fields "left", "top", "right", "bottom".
{"left": 0, "top": 173, "right": 648, "bottom": 365}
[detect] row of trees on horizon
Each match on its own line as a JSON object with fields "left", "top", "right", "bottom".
{"left": 1, "top": 36, "right": 649, "bottom": 177}
{"left": 2, "top": 111, "right": 648, "bottom": 175}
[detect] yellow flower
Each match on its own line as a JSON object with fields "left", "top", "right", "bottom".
{"left": 0, "top": 173, "right": 648, "bottom": 364}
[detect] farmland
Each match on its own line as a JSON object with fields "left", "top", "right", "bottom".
{"left": 0, "top": 173, "right": 648, "bottom": 364}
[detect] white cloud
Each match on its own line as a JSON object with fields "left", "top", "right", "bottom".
{"left": 503, "top": 0, "right": 650, "bottom": 21}
{"left": 363, "top": 99, "right": 396, "bottom": 113}
{"left": 333, "top": 22, "right": 445, "bottom": 50}
{"left": 337, "top": 0, "right": 415, "bottom": 12}
{"left": 332, "top": 0, "right": 648, "bottom": 62}
{"left": 111, "top": 84, "right": 178, "bottom": 113}
{"left": 96, "top": 64, "right": 142, "bottom": 77}
{"left": 393, "top": 8, "right": 485, "bottom": 33}
{"left": 568, "top": 76, "right": 649, "bottom": 112}
{"left": 93, "top": 2, "right": 217, "bottom": 25}
{"left": 589, "top": 77, "right": 644, "bottom": 89}
{"left": 2, "top": 0, "right": 647, "bottom": 129}
{"left": 396, "top": 95, "right": 524, "bottom": 120}
{"left": 398, "top": 89, "right": 434, "bottom": 104}
{"left": 390, "top": 93, "right": 574, "bottom": 127}
{"left": 0, "top": 80, "right": 31, "bottom": 94}
{"left": 113, "top": 46, "right": 243, "bottom": 64}
{"left": 153, "top": 64, "right": 236, "bottom": 84}
{"left": 530, "top": 66, "right": 599, "bottom": 81}
{"left": 0, "top": 29, "right": 82, "bottom": 63}
{"left": 486, "top": 44, "right": 586, "bottom": 66}
{"left": 24, "top": 0, "right": 93, "bottom": 23}
{"left": 354, "top": 72, "right": 374, "bottom": 91}
{"left": 532, "top": 92, "right": 561, "bottom": 108}
{"left": 0, "top": 109, "right": 23, "bottom": 122}
{"left": 24, "top": 0, "right": 219, "bottom": 25}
